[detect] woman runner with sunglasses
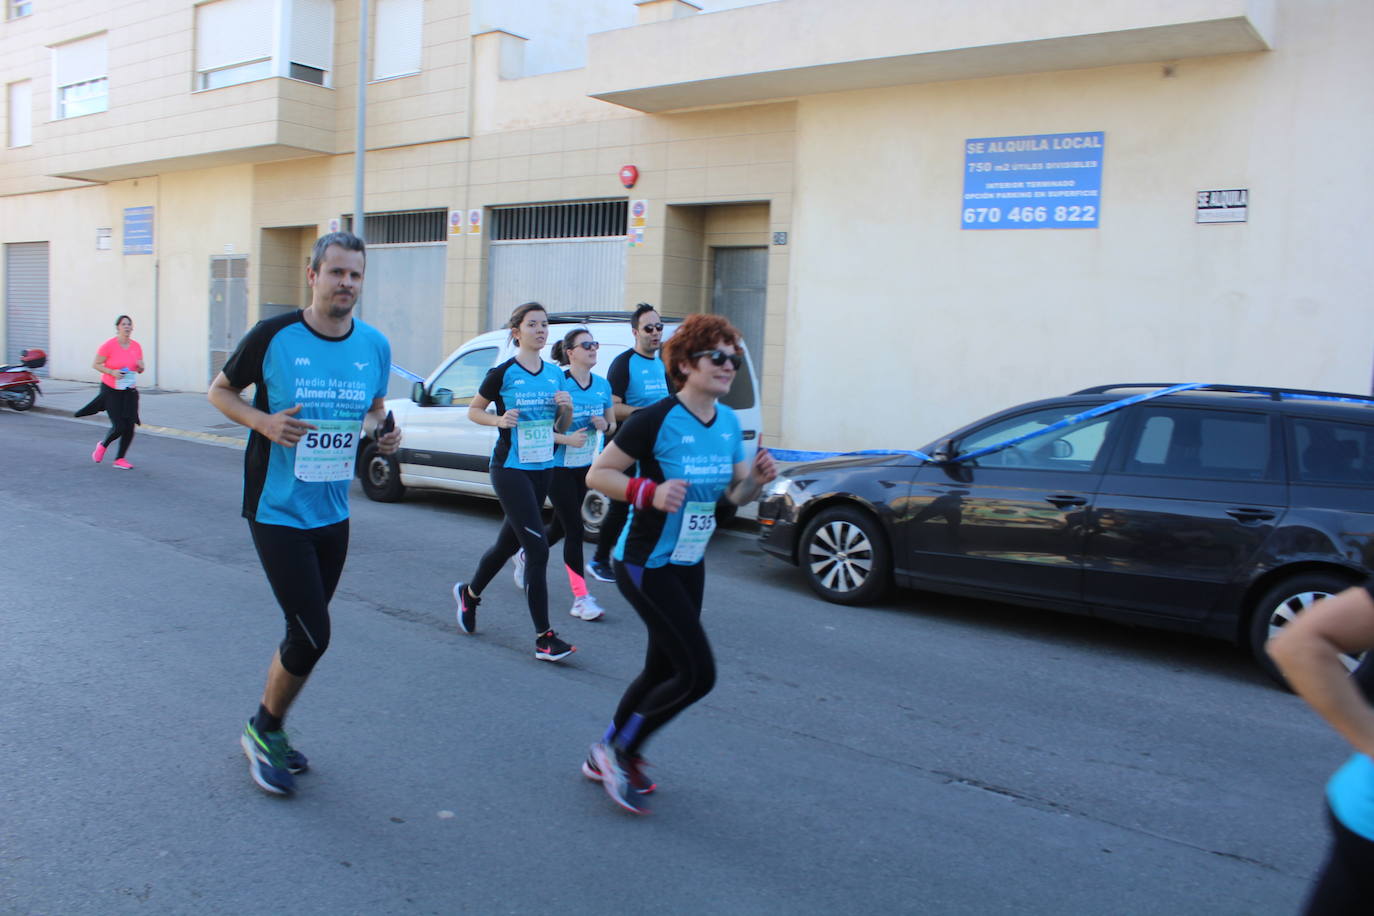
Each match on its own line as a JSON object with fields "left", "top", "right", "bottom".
{"left": 452, "top": 302, "right": 576, "bottom": 661}
{"left": 583, "top": 313, "right": 777, "bottom": 813}
{"left": 511, "top": 327, "right": 616, "bottom": 621}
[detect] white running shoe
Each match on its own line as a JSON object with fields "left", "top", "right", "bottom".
{"left": 512, "top": 549, "right": 526, "bottom": 590}
{"left": 571, "top": 594, "right": 605, "bottom": 621}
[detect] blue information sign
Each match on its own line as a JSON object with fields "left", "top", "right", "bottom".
{"left": 123, "top": 206, "right": 154, "bottom": 254}
{"left": 962, "top": 132, "right": 1104, "bottom": 229}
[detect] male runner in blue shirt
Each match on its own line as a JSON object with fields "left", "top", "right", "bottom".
{"left": 209, "top": 231, "right": 402, "bottom": 796}
{"left": 588, "top": 304, "right": 670, "bottom": 582}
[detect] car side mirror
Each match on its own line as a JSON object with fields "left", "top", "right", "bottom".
{"left": 1052, "top": 439, "right": 1072, "bottom": 459}
{"left": 933, "top": 438, "right": 958, "bottom": 463}
{"left": 411, "top": 381, "right": 428, "bottom": 405}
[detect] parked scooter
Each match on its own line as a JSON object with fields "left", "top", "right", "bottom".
{"left": 0, "top": 348, "right": 45, "bottom": 411}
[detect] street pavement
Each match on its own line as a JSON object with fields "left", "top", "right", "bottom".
{"left": 2, "top": 405, "right": 1352, "bottom": 915}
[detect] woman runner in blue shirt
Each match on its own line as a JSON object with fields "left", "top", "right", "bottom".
{"left": 453, "top": 302, "right": 576, "bottom": 661}
{"left": 1270, "top": 584, "right": 1374, "bottom": 913}
{"left": 583, "top": 313, "right": 777, "bottom": 813}
{"left": 512, "top": 326, "right": 617, "bottom": 621}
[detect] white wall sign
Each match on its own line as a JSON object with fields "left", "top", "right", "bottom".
{"left": 1196, "top": 189, "right": 1248, "bottom": 223}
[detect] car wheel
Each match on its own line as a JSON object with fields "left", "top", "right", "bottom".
{"left": 581, "top": 488, "right": 608, "bottom": 540}
{"left": 360, "top": 442, "right": 405, "bottom": 502}
{"left": 1249, "top": 571, "right": 1364, "bottom": 687}
{"left": 799, "top": 505, "right": 890, "bottom": 605}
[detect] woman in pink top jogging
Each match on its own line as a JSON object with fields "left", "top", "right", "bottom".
{"left": 86, "top": 315, "right": 145, "bottom": 469}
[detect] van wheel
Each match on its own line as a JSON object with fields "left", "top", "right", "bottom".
{"left": 799, "top": 506, "right": 890, "bottom": 606}
{"left": 581, "top": 489, "right": 608, "bottom": 540}
{"left": 1249, "top": 571, "right": 1364, "bottom": 687}
{"left": 360, "top": 443, "right": 404, "bottom": 502}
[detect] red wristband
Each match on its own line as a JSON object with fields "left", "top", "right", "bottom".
{"left": 626, "top": 477, "right": 657, "bottom": 511}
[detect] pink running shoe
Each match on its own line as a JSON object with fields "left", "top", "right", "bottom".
{"left": 92, "top": 443, "right": 107, "bottom": 463}
{"left": 113, "top": 458, "right": 133, "bottom": 470}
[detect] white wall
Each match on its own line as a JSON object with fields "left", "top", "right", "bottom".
{"left": 472, "top": 0, "right": 775, "bottom": 75}
{"left": 783, "top": 0, "right": 1374, "bottom": 452}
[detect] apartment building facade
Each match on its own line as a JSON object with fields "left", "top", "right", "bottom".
{"left": 2, "top": 0, "right": 1370, "bottom": 450}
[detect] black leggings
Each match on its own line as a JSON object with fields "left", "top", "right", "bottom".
{"left": 612, "top": 560, "right": 714, "bottom": 755}
{"left": 102, "top": 417, "right": 136, "bottom": 459}
{"left": 470, "top": 463, "right": 552, "bottom": 633}
{"left": 1303, "top": 808, "right": 1374, "bottom": 914}
{"left": 248, "top": 518, "right": 349, "bottom": 678}
{"left": 595, "top": 497, "right": 629, "bottom": 564}
{"left": 545, "top": 466, "right": 589, "bottom": 578}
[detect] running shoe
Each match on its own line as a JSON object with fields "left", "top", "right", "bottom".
{"left": 588, "top": 558, "right": 616, "bottom": 583}
{"left": 588, "top": 742, "right": 648, "bottom": 814}
{"left": 535, "top": 629, "right": 576, "bottom": 662}
{"left": 512, "top": 549, "right": 526, "bottom": 590}
{"left": 241, "top": 719, "right": 296, "bottom": 796}
{"left": 113, "top": 458, "right": 133, "bottom": 470}
{"left": 278, "top": 736, "right": 309, "bottom": 774}
{"left": 454, "top": 582, "right": 480, "bottom": 634}
{"left": 570, "top": 594, "right": 605, "bottom": 621}
{"left": 583, "top": 750, "right": 655, "bottom": 794}
{"left": 92, "top": 442, "right": 106, "bottom": 463}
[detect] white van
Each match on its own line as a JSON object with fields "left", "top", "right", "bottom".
{"left": 357, "top": 312, "right": 764, "bottom": 534}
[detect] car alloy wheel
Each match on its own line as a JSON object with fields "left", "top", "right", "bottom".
{"left": 799, "top": 506, "right": 890, "bottom": 605}
{"left": 581, "top": 489, "right": 608, "bottom": 539}
{"left": 1250, "top": 572, "right": 1364, "bottom": 687}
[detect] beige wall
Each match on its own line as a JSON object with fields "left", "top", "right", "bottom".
{"left": 5, "top": 0, "right": 1370, "bottom": 454}
{"left": 783, "top": 0, "right": 1374, "bottom": 451}
{"left": 0, "top": 165, "right": 254, "bottom": 389}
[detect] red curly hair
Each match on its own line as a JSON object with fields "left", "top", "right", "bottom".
{"left": 661, "top": 313, "right": 742, "bottom": 389}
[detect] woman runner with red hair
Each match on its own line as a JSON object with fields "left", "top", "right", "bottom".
{"left": 583, "top": 313, "right": 777, "bottom": 813}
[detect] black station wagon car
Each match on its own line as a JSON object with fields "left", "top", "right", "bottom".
{"left": 757, "top": 384, "right": 1374, "bottom": 682}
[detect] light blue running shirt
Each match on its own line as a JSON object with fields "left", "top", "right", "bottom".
{"left": 478, "top": 356, "right": 565, "bottom": 471}
{"left": 556, "top": 370, "right": 614, "bottom": 468}
{"left": 222, "top": 311, "right": 390, "bottom": 529}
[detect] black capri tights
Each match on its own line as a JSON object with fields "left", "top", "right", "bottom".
{"left": 470, "top": 464, "right": 552, "bottom": 633}
{"left": 1303, "top": 807, "right": 1374, "bottom": 914}
{"left": 248, "top": 518, "right": 349, "bottom": 677}
{"left": 545, "top": 466, "right": 588, "bottom": 578}
{"left": 612, "top": 560, "right": 715, "bottom": 756}
{"left": 102, "top": 417, "right": 136, "bottom": 459}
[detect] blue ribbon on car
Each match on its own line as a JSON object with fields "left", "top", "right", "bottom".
{"left": 390, "top": 364, "right": 425, "bottom": 383}
{"left": 768, "top": 382, "right": 1206, "bottom": 465}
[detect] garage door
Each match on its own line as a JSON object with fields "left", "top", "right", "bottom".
{"left": 488, "top": 201, "right": 627, "bottom": 330}
{"left": 344, "top": 209, "right": 449, "bottom": 397}
{"left": 5, "top": 241, "right": 49, "bottom": 376}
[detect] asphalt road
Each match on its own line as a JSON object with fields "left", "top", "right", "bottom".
{"left": 1, "top": 413, "right": 1351, "bottom": 915}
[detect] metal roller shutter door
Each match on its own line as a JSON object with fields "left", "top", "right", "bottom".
{"left": 5, "top": 242, "right": 49, "bottom": 376}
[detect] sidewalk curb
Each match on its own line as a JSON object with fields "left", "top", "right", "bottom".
{"left": 31, "top": 405, "right": 246, "bottom": 449}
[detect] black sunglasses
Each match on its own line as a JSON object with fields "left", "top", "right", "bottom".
{"left": 574, "top": 340, "right": 600, "bottom": 351}
{"left": 691, "top": 349, "right": 742, "bottom": 370}
{"left": 639, "top": 323, "right": 665, "bottom": 333}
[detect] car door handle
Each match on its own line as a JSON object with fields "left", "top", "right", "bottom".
{"left": 1045, "top": 494, "right": 1087, "bottom": 508}
{"left": 1226, "top": 507, "right": 1275, "bottom": 522}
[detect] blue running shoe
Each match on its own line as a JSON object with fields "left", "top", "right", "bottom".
{"left": 454, "top": 581, "right": 480, "bottom": 634}
{"left": 588, "top": 742, "right": 648, "bottom": 814}
{"left": 588, "top": 559, "right": 615, "bottom": 583}
{"left": 241, "top": 720, "right": 296, "bottom": 795}
{"left": 583, "top": 750, "right": 655, "bottom": 794}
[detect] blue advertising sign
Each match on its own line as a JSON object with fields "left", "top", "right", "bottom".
{"left": 123, "top": 206, "right": 154, "bottom": 254}
{"left": 962, "top": 132, "right": 1104, "bottom": 229}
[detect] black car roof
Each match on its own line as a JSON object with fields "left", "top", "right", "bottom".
{"left": 1068, "top": 383, "right": 1374, "bottom": 419}
{"left": 544, "top": 312, "right": 680, "bottom": 325}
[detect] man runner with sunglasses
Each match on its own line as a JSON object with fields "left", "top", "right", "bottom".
{"left": 587, "top": 304, "right": 671, "bottom": 583}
